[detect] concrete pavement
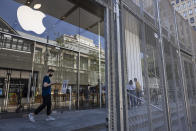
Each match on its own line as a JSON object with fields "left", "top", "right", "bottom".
{"left": 0, "top": 109, "right": 107, "bottom": 131}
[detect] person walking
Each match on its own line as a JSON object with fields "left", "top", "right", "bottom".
{"left": 134, "top": 78, "right": 142, "bottom": 105}
{"left": 28, "top": 69, "right": 56, "bottom": 122}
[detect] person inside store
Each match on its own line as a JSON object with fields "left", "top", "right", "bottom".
{"left": 28, "top": 69, "right": 56, "bottom": 122}
{"left": 127, "top": 80, "right": 136, "bottom": 107}
{"left": 134, "top": 78, "right": 142, "bottom": 105}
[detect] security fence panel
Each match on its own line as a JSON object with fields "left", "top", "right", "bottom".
{"left": 182, "top": 53, "right": 196, "bottom": 131}
{"left": 157, "top": 0, "right": 192, "bottom": 130}
{"left": 163, "top": 38, "right": 189, "bottom": 131}
{"left": 119, "top": 0, "right": 194, "bottom": 130}
{"left": 124, "top": 9, "right": 150, "bottom": 131}
{"left": 124, "top": 6, "right": 169, "bottom": 130}
{"left": 171, "top": 46, "right": 189, "bottom": 131}
{"left": 145, "top": 24, "right": 167, "bottom": 131}
{"left": 163, "top": 38, "right": 180, "bottom": 131}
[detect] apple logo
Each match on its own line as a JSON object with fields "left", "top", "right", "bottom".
{"left": 17, "top": 5, "right": 46, "bottom": 34}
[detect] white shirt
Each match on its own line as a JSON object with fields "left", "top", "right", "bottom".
{"left": 126, "top": 84, "right": 136, "bottom": 91}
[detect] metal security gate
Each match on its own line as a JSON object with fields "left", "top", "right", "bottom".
{"left": 106, "top": 0, "right": 194, "bottom": 130}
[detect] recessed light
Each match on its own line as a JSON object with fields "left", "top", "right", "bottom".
{"left": 34, "top": 4, "right": 41, "bottom": 9}
{"left": 27, "top": 1, "right": 30, "bottom": 4}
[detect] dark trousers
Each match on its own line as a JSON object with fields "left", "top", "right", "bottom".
{"left": 130, "top": 90, "right": 136, "bottom": 107}
{"left": 34, "top": 95, "right": 51, "bottom": 115}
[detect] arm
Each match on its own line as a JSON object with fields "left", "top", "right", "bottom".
{"left": 42, "top": 75, "right": 57, "bottom": 88}
{"left": 43, "top": 82, "right": 56, "bottom": 88}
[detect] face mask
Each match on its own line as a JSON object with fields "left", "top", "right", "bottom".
{"left": 49, "top": 74, "right": 53, "bottom": 77}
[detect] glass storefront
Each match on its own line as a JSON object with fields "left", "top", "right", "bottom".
{"left": 0, "top": 0, "right": 105, "bottom": 113}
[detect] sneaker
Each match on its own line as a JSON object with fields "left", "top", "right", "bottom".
{"left": 46, "top": 116, "right": 55, "bottom": 121}
{"left": 28, "top": 113, "right": 35, "bottom": 122}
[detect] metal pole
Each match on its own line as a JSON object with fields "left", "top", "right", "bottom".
{"left": 114, "top": 0, "right": 126, "bottom": 130}
{"left": 77, "top": 52, "right": 80, "bottom": 110}
{"left": 155, "top": 0, "right": 172, "bottom": 130}
{"left": 27, "top": 73, "right": 31, "bottom": 109}
{"left": 31, "top": 41, "right": 36, "bottom": 103}
{"left": 69, "top": 86, "right": 72, "bottom": 110}
{"left": 27, "top": 41, "right": 36, "bottom": 109}
{"left": 5, "top": 70, "right": 11, "bottom": 111}
{"left": 98, "top": 22, "right": 102, "bottom": 108}
{"left": 120, "top": 4, "right": 129, "bottom": 131}
{"left": 105, "top": 7, "right": 113, "bottom": 131}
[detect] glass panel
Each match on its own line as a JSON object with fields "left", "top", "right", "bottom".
{"left": 0, "top": 69, "right": 33, "bottom": 113}
{"left": 0, "top": 0, "right": 105, "bottom": 113}
{"left": 78, "top": 7, "right": 105, "bottom": 109}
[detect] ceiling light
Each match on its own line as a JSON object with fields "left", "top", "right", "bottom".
{"left": 34, "top": 4, "right": 41, "bottom": 9}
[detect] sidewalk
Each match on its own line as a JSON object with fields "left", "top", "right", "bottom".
{"left": 0, "top": 109, "right": 107, "bottom": 131}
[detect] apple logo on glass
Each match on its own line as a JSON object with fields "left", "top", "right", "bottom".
{"left": 17, "top": 5, "right": 46, "bottom": 34}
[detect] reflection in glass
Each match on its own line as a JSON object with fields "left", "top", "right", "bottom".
{"left": 0, "top": 0, "right": 105, "bottom": 112}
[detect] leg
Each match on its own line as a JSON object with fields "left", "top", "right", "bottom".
{"left": 34, "top": 96, "right": 47, "bottom": 115}
{"left": 130, "top": 91, "right": 134, "bottom": 107}
{"left": 133, "top": 91, "right": 137, "bottom": 106}
{"left": 139, "top": 91, "right": 142, "bottom": 105}
{"left": 46, "top": 95, "right": 52, "bottom": 116}
{"left": 136, "top": 91, "right": 139, "bottom": 105}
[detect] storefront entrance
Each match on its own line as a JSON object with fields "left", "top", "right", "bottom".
{"left": 0, "top": 68, "right": 37, "bottom": 113}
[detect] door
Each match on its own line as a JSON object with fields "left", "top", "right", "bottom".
{"left": 0, "top": 69, "right": 35, "bottom": 113}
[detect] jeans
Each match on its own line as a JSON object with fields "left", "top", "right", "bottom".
{"left": 130, "top": 90, "right": 136, "bottom": 107}
{"left": 34, "top": 95, "right": 51, "bottom": 115}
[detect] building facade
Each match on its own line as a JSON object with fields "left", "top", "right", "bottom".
{"left": 0, "top": 0, "right": 196, "bottom": 131}
{"left": 171, "top": 0, "right": 196, "bottom": 30}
